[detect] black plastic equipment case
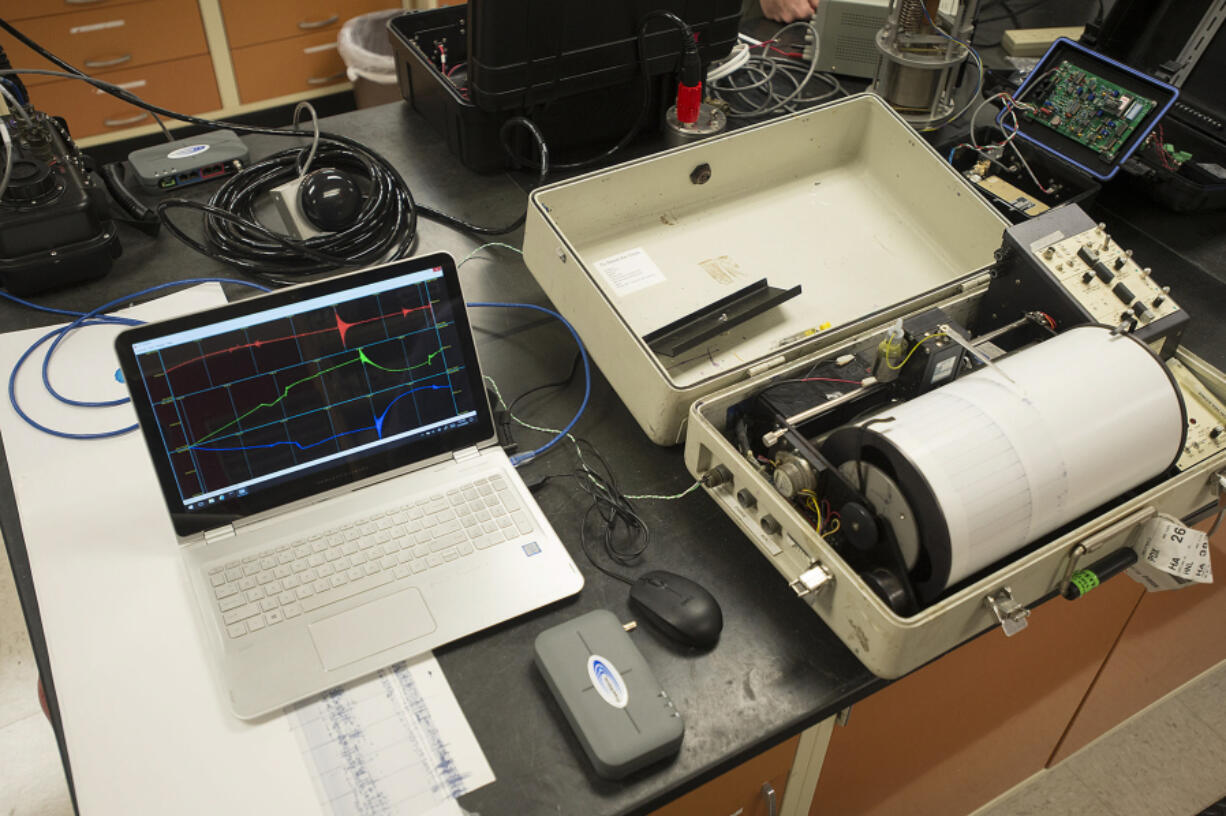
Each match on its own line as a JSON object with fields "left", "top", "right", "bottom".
{"left": 0, "top": 114, "right": 119, "bottom": 295}
{"left": 466, "top": 0, "right": 741, "bottom": 112}
{"left": 1084, "top": 0, "right": 1226, "bottom": 210}
{"left": 391, "top": 8, "right": 673, "bottom": 173}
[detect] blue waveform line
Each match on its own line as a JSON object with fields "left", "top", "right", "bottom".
{"left": 192, "top": 383, "right": 451, "bottom": 454}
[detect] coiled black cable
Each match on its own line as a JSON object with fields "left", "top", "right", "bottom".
{"left": 156, "top": 140, "right": 418, "bottom": 284}
{"left": 0, "top": 17, "right": 547, "bottom": 282}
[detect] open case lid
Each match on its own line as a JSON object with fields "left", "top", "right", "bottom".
{"left": 997, "top": 37, "right": 1180, "bottom": 181}
{"left": 529, "top": 94, "right": 1008, "bottom": 392}
{"left": 1088, "top": 0, "right": 1226, "bottom": 148}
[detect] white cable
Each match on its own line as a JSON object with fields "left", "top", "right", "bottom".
{"left": 713, "top": 19, "right": 840, "bottom": 118}
{"left": 708, "top": 42, "right": 751, "bottom": 81}
{"left": 0, "top": 118, "right": 12, "bottom": 203}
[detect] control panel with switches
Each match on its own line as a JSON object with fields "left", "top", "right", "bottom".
{"left": 977, "top": 205, "right": 1189, "bottom": 358}
{"left": 1035, "top": 225, "right": 1182, "bottom": 331}
{"left": 1169, "top": 358, "right": 1226, "bottom": 470}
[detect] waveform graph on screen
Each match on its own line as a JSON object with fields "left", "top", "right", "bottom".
{"left": 134, "top": 276, "right": 472, "bottom": 503}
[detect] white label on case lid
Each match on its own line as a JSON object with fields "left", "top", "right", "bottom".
{"left": 593, "top": 247, "right": 666, "bottom": 296}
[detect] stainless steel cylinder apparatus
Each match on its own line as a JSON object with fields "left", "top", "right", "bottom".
{"left": 871, "top": 0, "right": 981, "bottom": 128}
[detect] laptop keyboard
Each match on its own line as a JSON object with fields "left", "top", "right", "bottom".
{"left": 206, "top": 475, "right": 534, "bottom": 639}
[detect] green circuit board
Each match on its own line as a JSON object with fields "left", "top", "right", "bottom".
{"left": 1021, "top": 60, "right": 1156, "bottom": 162}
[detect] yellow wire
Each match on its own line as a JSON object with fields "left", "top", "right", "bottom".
{"left": 799, "top": 490, "right": 822, "bottom": 533}
{"left": 824, "top": 518, "right": 840, "bottom": 536}
{"left": 886, "top": 332, "right": 948, "bottom": 371}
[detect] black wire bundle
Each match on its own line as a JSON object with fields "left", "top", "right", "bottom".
{"left": 156, "top": 140, "right": 417, "bottom": 284}
{"left": 532, "top": 439, "right": 650, "bottom": 586}
{"left": 0, "top": 17, "right": 547, "bottom": 281}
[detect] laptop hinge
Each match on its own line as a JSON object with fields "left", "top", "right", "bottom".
{"left": 453, "top": 445, "right": 481, "bottom": 463}
{"left": 203, "top": 524, "right": 237, "bottom": 546}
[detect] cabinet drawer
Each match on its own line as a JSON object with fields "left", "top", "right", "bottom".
{"left": 32, "top": 53, "right": 219, "bottom": 139}
{"left": 231, "top": 31, "right": 349, "bottom": 104}
{"left": 220, "top": 0, "right": 392, "bottom": 50}
{"left": 3, "top": 0, "right": 208, "bottom": 87}
{"left": 651, "top": 736, "right": 798, "bottom": 816}
{"left": 0, "top": 0, "right": 147, "bottom": 22}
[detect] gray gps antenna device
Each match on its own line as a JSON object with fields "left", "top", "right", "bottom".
{"left": 534, "top": 609, "right": 684, "bottom": 779}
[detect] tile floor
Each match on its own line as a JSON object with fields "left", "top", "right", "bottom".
{"left": 1, "top": 523, "right": 1223, "bottom": 816}
{"left": 973, "top": 661, "right": 1226, "bottom": 816}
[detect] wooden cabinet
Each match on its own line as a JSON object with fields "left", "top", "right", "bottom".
{"left": 1049, "top": 516, "right": 1226, "bottom": 764}
{"left": 230, "top": 29, "right": 347, "bottom": 104}
{"left": 652, "top": 736, "right": 800, "bottom": 816}
{"left": 807, "top": 572, "right": 1144, "bottom": 816}
{"left": 0, "top": 0, "right": 149, "bottom": 22}
{"left": 219, "top": 0, "right": 391, "bottom": 50}
{"left": 0, "top": 0, "right": 416, "bottom": 145}
{"left": 1, "top": 0, "right": 209, "bottom": 87}
{"left": 32, "top": 53, "right": 219, "bottom": 138}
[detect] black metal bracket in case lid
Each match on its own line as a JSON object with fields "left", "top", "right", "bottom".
{"left": 642, "top": 279, "right": 802, "bottom": 358}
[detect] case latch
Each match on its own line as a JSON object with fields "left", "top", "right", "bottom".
{"left": 792, "top": 564, "right": 834, "bottom": 597}
{"left": 984, "top": 587, "right": 1030, "bottom": 636}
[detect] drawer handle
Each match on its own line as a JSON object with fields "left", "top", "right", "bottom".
{"left": 66, "top": 0, "right": 107, "bottom": 4}
{"left": 103, "top": 112, "right": 149, "bottom": 127}
{"left": 762, "top": 782, "right": 778, "bottom": 816}
{"left": 307, "top": 71, "right": 345, "bottom": 85}
{"left": 84, "top": 54, "right": 132, "bottom": 69}
{"left": 298, "top": 14, "right": 339, "bottom": 30}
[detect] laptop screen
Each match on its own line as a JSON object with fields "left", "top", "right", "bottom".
{"left": 116, "top": 253, "right": 495, "bottom": 538}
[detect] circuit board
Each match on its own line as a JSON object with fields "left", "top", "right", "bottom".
{"left": 1022, "top": 60, "right": 1156, "bottom": 162}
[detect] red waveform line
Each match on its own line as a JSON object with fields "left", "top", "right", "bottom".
{"left": 161, "top": 305, "right": 431, "bottom": 375}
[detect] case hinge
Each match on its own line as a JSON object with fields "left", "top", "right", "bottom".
{"left": 984, "top": 586, "right": 1030, "bottom": 636}
{"left": 203, "top": 525, "right": 237, "bottom": 546}
{"left": 453, "top": 446, "right": 480, "bottom": 463}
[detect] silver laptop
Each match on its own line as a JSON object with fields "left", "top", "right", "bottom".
{"left": 116, "top": 253, "right": 584, "bottom": 719}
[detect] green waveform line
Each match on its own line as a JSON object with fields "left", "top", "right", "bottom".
{"left": 175, "top": 345, "right": 450, "bottom": 453}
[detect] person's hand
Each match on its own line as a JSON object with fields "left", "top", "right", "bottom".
{"left": 759, "top": 0, "right": 819, "bottom": 23}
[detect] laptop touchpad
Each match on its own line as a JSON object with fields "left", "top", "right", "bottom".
{"left": 308, "top": 588, "right": 437, "bottom": 671}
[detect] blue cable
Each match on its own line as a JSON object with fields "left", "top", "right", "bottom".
{"left": 6, "top": 278, "right": 271, "bottom": 440}
{"left": 0, "top": 77, "right": 26, "bottom": 105}
{"left": 5, "top": 286, "right": 586, "bottom": 459}
{"left": 466, "top": 301, "right": 590, "bottom": 467}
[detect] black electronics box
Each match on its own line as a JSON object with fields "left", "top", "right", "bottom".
{"left": 389, "top": 2, "right": 739, "bottom": 173}
{"left": 1085, "top": 0, "right": 1226, "bottom": 210}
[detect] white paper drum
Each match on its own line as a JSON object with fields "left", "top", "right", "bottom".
{"left": 823, "top": 325, "right": 1186, "bottom": 603}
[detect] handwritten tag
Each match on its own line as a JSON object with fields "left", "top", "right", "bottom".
{"left": 1127, "top": 514, "right": 1213, "bottom": 592}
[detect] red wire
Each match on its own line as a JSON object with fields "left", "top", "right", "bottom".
{"left": 768, "top": 45, "right": 803, "bottom": 58}
{"left": 747, "top": 40, "right": 803, "bottom": 58}
{"left": 1039, "top": 312, "right": 1057, "bottom": 331}
{"left": 1153, "top": 125, "right": 1174, "bottom": 170}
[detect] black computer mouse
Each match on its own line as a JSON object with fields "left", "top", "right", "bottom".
{"left": 298, "top": 168, "right": 363, "bottom": 232}
{"left": 629, "top": 570, "right": 723, "bottom": 649}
